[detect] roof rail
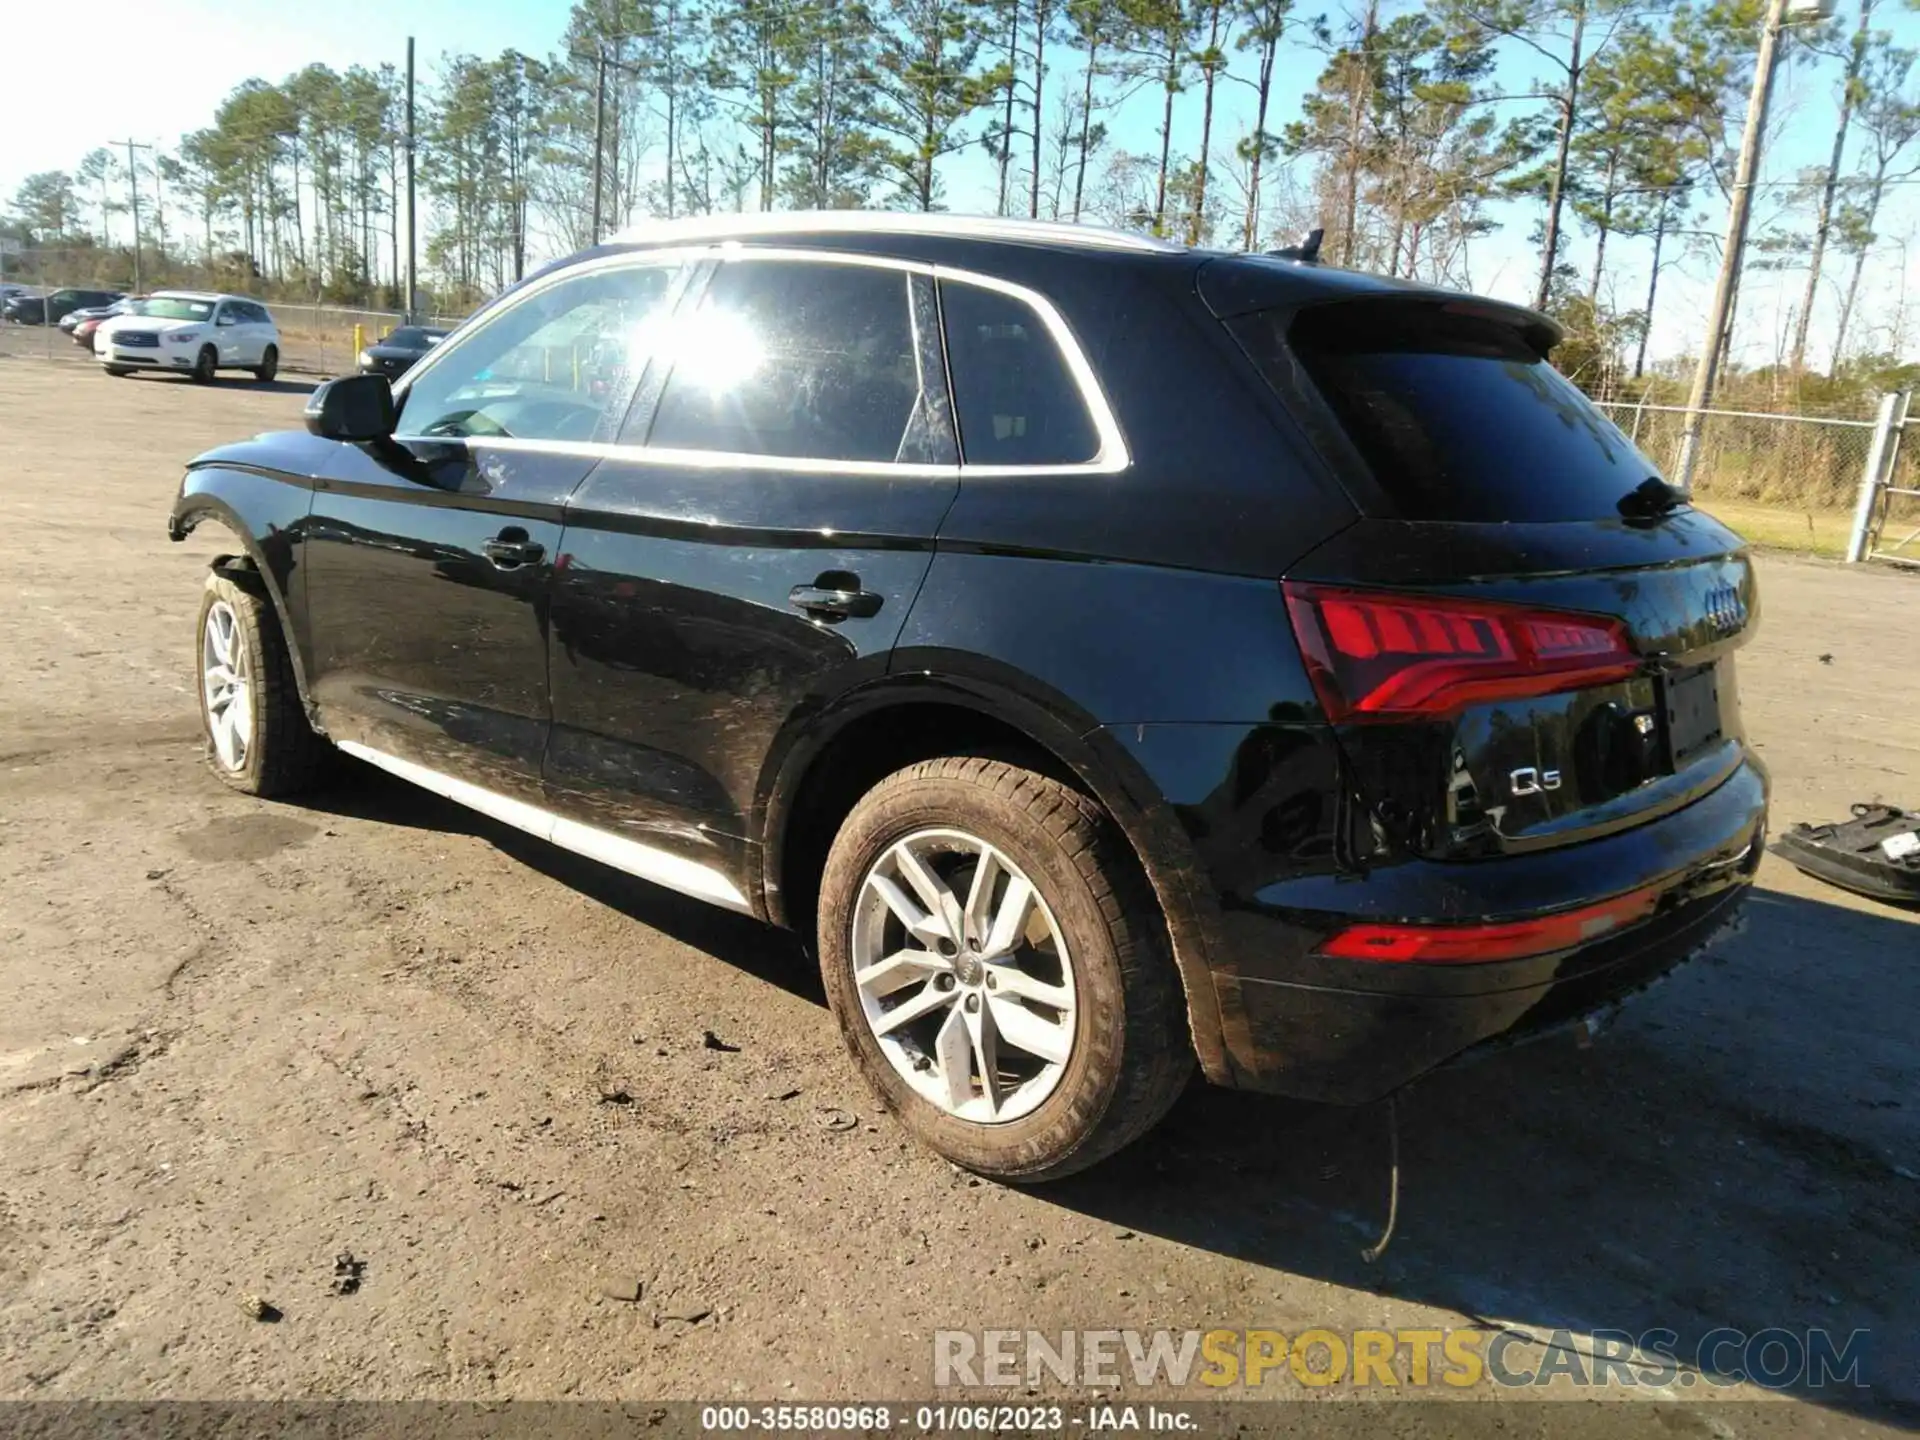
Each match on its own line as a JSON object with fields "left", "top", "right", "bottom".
{"left": 609, "top": 210, "right": 1182, "bottom": 255}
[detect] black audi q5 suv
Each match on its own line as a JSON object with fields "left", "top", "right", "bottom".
{"left": 169, "top": 212, "right": 1765, "bottom": 1181}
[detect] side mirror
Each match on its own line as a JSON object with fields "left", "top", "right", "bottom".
{"left": 216, "top": 313, "right": 237, "bottom": 327}
{"left": 305, "top": 374, "right": 395, "bottom": 442}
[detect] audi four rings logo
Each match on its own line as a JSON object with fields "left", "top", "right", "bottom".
{"left": 1705, "top": 585, "right": 1747, "bottom": 635}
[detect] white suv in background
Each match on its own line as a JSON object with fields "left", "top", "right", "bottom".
{"left": 96, "top": 292, "right": 280, "bottom": 383}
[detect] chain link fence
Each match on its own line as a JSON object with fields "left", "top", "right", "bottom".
{"left": 1595, "top": 399, "right": 1920, "bottom": 556}
{"left": 1596, "top": 400, "right": 1879, "bottom": 511}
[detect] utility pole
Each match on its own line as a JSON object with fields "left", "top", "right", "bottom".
{"left": 113, "top": 140, "right": 153, "bottom": 293}
{"left": 405, "top": 36, "right": 419, "bottom": 322}
{"left": 1673, "top": 0, "right": 1793, "bottom": 491}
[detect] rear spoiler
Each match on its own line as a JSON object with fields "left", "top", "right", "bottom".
{"left": 1195, "top": 255, "right": 1564, "bottom": 358}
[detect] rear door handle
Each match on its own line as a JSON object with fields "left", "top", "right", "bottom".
{"left": 789, "top": 583, "right": 883, "bottom": 622}
{"left": 483, "top": 532, "right": 545, "bottom": 568}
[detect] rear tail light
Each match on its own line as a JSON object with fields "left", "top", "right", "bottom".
{"left": 1283, "top": 583, "right": 1638, "bottom": 721}
{"left": 1317, "top": 883, "right": 1664, "bottom": 964}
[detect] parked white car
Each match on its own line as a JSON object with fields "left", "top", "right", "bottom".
{"left": 96, "top": 292, "right": 280, "bottom": 383}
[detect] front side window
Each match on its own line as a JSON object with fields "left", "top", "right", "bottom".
{"left": 397, "top": 262, "right": 680, "bottom": 444}
{"left": 643, "top": 260, "right": 927, "bottom": 464}
{"left": 940, "top": 280, "right": 1099, "bottom": 468}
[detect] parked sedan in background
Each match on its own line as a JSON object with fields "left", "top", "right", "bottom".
{"left": 96, "top": 291, "right": 280, "bottom": 383}
{"left": 63, "top": 295, "right": 137, "bottom": 341}
{"left": 4, "top": 287, "right": 121, "bottom": 325}
{"left": 357, "top": 325, "right": 449, "bottom": 379}
{"left": 72, "top": 298, "right": 145, "bottom": 347}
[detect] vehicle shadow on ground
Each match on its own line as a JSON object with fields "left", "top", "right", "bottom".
{"left": 293, "top": 761, "right": 1917, "bottom": 1421}
{"left": 1041, "top": 885, "right": 1920, "bottom": 1423}
{"left": 300, "top": 756, "right": 823, "bottom": 1006}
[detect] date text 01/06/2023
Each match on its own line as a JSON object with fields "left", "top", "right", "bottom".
{"left": 697, "top": 1403, "right": 1200, "bottom": 1433}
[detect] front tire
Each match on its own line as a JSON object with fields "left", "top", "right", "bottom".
{"left": 254, "top": 344, "right": 278, "bottom": 383}
{"left": 818, "top": 757, "right": 1193, "bottom": 1182}
{"left": 103, "top": 365, "right": 131, "bottom": 377}
{"left": 192, "top": 345, "right": 217, "bottom": 384}
{"left": 196, "top": 572, "right": 331, "bottom": 796}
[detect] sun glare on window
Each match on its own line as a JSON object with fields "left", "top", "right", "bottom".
{"left": 633, "top": 309, "right": 765, "bottom": 394}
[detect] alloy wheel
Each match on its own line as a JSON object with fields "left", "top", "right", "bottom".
{"left": 851, "top": 828, "right": 1077, "bottom": 1124}
{"left": 201, "top": 599, "right": 252, "bottom": 771}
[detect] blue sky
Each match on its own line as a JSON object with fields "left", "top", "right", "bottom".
{"left": 4, "top": 0, "right": 1918, "bottom": 373}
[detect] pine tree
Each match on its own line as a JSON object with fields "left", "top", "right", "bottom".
{"left": 1444, "top": 0, "right": 1639, "bottom": 309}
{"left": 1064, "top": 0, "right": 1134, "bottom": 221}
{"left": 1119, "top": 0, "right": 1200, "bottom": 234}
{"left": 783, "top": 4, "right": 884, "bottom": 208}
{"left": 1829, "top": 39, "right": 1920, "bottom": 371}
{"left": 865, "top": 0, "right": 1001, "bottom": 210}
{"left": 1791, "top": 0, "right": 1875, "bottom": 371}
{"left": 1230, "top": 0, "right": 1293, "bottom": 247}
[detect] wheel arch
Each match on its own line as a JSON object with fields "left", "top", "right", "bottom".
{"left": 171, "top": 484, "right": 319, "bottom": 728}
{"left": 754, "top": 675, "right": 1235, "bottom": 1084}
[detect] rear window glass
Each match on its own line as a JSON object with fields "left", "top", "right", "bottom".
{"left": 1255, "top": 302, "right": 1660, "bottom": 523}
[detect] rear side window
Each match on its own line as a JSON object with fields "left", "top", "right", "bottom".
{"left": 941, "top": 281, "right": 1098, "bottom": 467}
{"left": 645, "top": 260, "right": 922, "bottom": 464}
{"left": 1250, "top": 302, "right": 1658, "bottom": 523}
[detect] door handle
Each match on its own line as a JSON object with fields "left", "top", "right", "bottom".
{"left": 483, "top": 531, "right": 545, "bottom": 568}
{"left": 790, "top": 580, "right": 883, "bottom": 622}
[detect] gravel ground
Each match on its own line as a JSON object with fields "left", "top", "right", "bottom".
{"left": 0, "top": 356, "right": 1915, "bottom": 1431}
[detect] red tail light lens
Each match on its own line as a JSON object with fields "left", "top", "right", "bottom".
{"left": 1317, "top": 883, "right": 1664, "bottom": 964}
{"left": 1283, "top": 583, "right": 1638, "bottom": 721}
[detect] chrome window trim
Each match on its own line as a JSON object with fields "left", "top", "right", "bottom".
{"left": 457, "top": 435, "right": 959, "bottom": 480}
{"left": 931, "top": 264, "right": 1127, "bottom": 476}
{"left": 392, "top": 245, "right": 1129, "bottom": 478}
{"left": 390, "top": 247, "right": 708, "bottom": 412}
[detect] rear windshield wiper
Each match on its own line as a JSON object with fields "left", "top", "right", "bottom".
{"left": 1617, "top": 476, "right": 1686, "bottom": 520}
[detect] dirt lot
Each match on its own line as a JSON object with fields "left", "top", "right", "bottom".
{"left": 0, "top": 356, "right": 1916, "bottom": 1429}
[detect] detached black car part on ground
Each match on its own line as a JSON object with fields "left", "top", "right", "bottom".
{"left": 1774, "top": 804, "right": 1920, "bottom": 903}
{"left": 168, "top": 214, "right": 1767, "bottom": 1181}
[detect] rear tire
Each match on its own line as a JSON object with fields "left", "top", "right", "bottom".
{"left": 192, "top": 345, "right": 217, "bottom": 384}
{"left": 254, "top": 344, "right": 278, "bottom": 383}
{"left": 817, "top": 756, "right": 1193, "bottom": 1183}
{"left": 196, "top": 571, "right": 331, "bottom": 797}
